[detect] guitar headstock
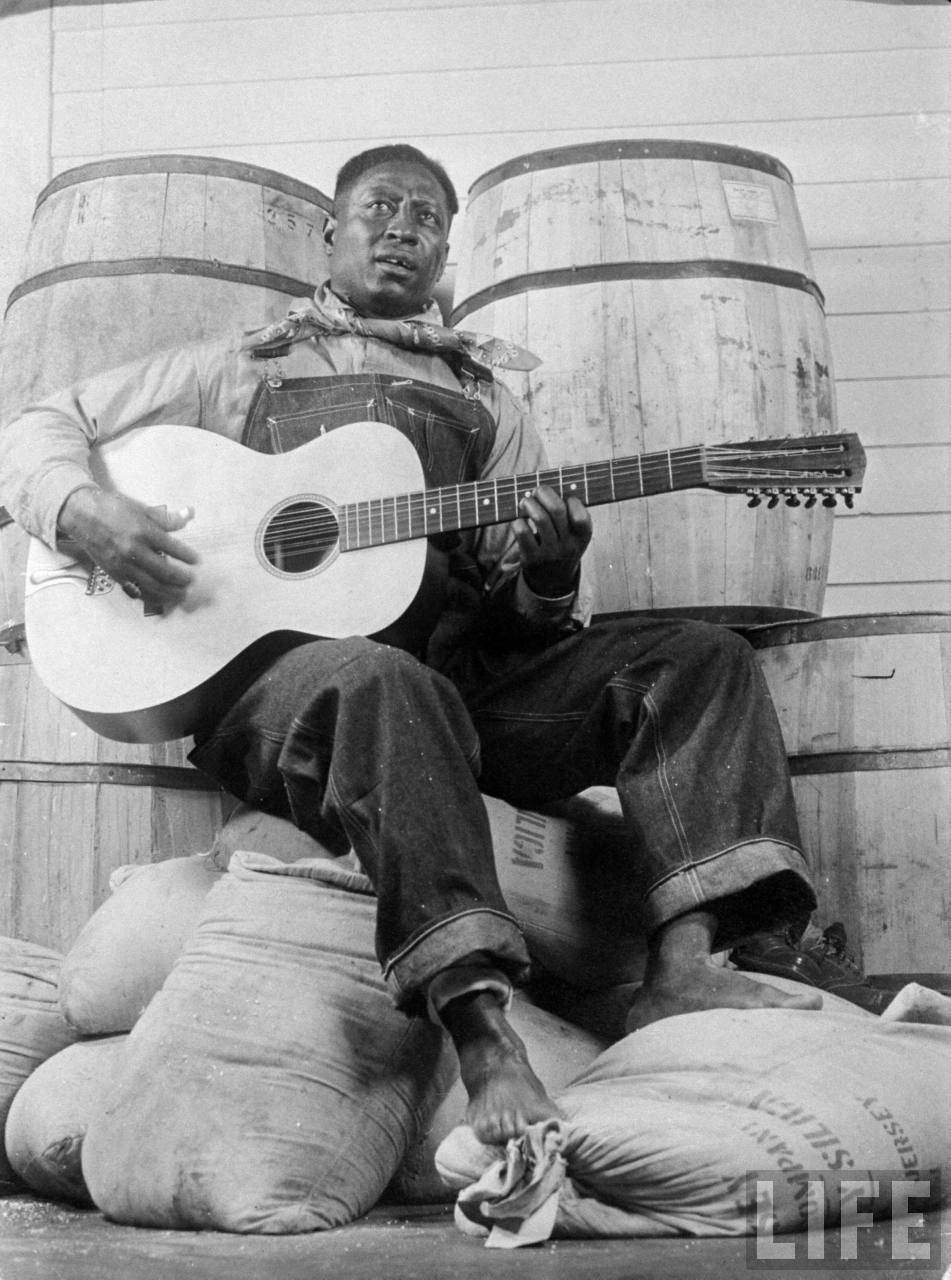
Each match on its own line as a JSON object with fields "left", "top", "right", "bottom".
{"left": 704, "top": 433, "right": 866, "bottom": 509}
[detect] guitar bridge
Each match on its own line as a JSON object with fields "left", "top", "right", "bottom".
{"left": 86, "top": 564, "right": 115, "bottom": 596}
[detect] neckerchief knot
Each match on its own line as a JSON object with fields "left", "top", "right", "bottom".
{"left": 243, "top": 289, "right": 540, "bottom": 381}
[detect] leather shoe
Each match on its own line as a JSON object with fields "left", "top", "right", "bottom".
{"left": 730, "top": 921, "right": 893, "bottom": 1015}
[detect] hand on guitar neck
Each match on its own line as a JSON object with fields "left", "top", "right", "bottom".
{"left": 57, "top": 485, "right": 198, "bottom": 607}
{"left": 514, "top": 484, "right": 592, "bottom": 598}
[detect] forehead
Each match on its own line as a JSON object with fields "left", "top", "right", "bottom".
{"left": 344, "top": 161, "right": 450, "bottom": 213}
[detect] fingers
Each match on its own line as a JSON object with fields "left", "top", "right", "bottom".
{"left": 122, "top": 546, "right": 192, "bottom": 601}
{"left": 120, "top": 509, "right": 197, "bottom": 601}
{"left": 519, "top": 485, "right": 567, "bottom": 547}
{"left": 564, "top": 495, "right": 593, "bottom": 545}
{"left": 65, "top": 490, "right": 197, "bottom": 603}
{"left": 515, "top": 486, "right": 592, "bottom": 561}
{"left": 514, "top": 487, "right": 592, "bottom": 599}
{"left": 156, "top": 504, "right": 196, "bottom": 534}
{"left": 151, "top": 505, "right": 199, "bottom": 557}
{"left": 146, "top": 512, "right": 199, "bottom": 574}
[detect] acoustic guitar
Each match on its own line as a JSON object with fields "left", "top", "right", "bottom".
{"left": 24, "top": 420, "right": 865, "bottom": 743}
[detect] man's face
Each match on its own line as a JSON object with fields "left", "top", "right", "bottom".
{"left": 324, "top": 161, "right": 451, "bottom": 318}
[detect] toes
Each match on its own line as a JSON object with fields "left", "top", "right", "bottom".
{"left": 747, "top": 979, "right": 823, "bottom": 1011}
{"left": 475, "top": 1113, "right": 516, "bottom": 1147}
{"left": 788, "top": 989, "right": 823, "bottom": 1010}
{"left": 624, "top": 997, "right": 655, "bottom": 1034}
{"left": 468, "top": 1090, "right": 561, "bottom": 1147}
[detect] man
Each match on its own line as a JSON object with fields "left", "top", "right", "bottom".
{"left": 2, "top": 144, "right": 836, "bottom": 1147}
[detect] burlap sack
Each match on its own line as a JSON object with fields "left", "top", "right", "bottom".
{"left": 81, "top": 852, "right": 457, "bottom": 1232}
{"left": 437, "top": 1006, "right": 951, "bottom": 1244}
{"left": 4, "top": 1034, "right": 125, "bottom": 1204}
{"left": 0, "top": 938, "right": 77, "bottom": 1189}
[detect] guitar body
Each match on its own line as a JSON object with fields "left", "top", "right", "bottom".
{"left": 25, "top": 421, "right": 428, "bottom": 742}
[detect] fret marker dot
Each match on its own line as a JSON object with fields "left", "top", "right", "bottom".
{"left": 429, "top": 506, "right": 437, "bottom": 515}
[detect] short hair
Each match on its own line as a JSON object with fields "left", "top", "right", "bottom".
{"left": 333, "top": 145, "right": 459, "bottom": 220}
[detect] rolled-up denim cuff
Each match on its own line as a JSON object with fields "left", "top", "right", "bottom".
{"left": 643, "top": 838, "right": 817, "bottom": 951}
{"left": 426, "top": 964, "right": 514, "bottom": 1027}
{"left": 383, "top": 908, "right": 531, "bottom": 1011}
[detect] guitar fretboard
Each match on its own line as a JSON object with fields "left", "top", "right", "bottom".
{"left": 338, "top": 447, "right": 707, "bottom": 551}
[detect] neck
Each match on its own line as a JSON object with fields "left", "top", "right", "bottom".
{"left": 338, "top": 446, "right": 707, "bottom": 551}
{"left": 329, "top": 286, "right": 432, "bottom": 322}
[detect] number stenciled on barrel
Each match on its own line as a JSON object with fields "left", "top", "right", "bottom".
{"left": 259, "top": 496, "right": 340, "bottom": 576}
{"left": 262, "top": 204, "right": 319, "bottom": 238}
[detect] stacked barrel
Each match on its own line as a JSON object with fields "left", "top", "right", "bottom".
{"left": 0, "top": 156, "right": 332, "bottom": 949}
{"left": 451, "top": 139, "right": 837, "bottom": 623}
{"left": 452, "top": 140, "right": 948, "bottom": 983}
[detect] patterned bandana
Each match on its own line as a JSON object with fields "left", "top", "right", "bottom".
{"left": 243, "top": 285, "right": 541, "bottom": 381}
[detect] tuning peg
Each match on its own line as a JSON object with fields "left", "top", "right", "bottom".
{"left": 822, "top": 490, "right": 838, "bottom": 508}
{"left": 804, "top": 491, "right": 818, "bottom": 509}
{"left": 767, "top": 491, "right": 781, "bottom": 510}
{"left": 785, "top": 491, "right": 801, "bottom": 507}
{"left": 746, "top": 490, "right": 762, "bottom": 508}
{"left": 843, "top": 491, "right": 855, "bottom": 510}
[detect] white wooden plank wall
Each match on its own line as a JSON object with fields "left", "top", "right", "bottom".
{"left": 4, "top": 0, "right": 949, "bottom": 615}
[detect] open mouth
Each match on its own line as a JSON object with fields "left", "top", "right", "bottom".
{"left": 376, "top": 255, "right": 415, "bottom": 275}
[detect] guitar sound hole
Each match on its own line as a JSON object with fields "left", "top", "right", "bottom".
{"left": 261, "top": 499, "right": 339, "bottom": 575}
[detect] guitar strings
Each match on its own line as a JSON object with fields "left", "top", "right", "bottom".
{"left": 255, "top": 453, "right": 711, "bottom": 551}
{"left": 180, "top": 445, "right": 843, "bottom": 552}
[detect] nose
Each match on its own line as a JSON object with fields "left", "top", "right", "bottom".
{"left": 384, "top": 205, "right": 418, "bottom": 242}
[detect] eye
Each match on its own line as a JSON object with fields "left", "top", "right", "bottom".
{"left": 368, "top": 199, "right": 393, "bottom": 215}
{"left": 418, "top": 209, "right": 442, "bottom": 227}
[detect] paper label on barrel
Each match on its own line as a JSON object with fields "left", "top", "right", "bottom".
{"left": 723, "top": 180, "right": 778, "bottom": 224}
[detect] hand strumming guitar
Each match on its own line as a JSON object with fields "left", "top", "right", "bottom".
{"left": 57, "top": 486, "right": 198, "bottom": 605}
{"left": 514, "top": 484, "right": 593, "bottom": 598}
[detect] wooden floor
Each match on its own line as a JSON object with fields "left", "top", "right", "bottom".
{"left": 1, "top": 1193, "right": 946, "bottom": 1280}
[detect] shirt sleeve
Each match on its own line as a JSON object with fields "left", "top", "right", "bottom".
{"left": 475, "top": 379, "right": 593, "bottom": 630}
{"left": 0, "top": 342, "right": 209, "bottom": 549}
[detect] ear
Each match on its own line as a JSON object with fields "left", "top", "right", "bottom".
{"left": 436, "top": 239, "right": 450, "bottom": 280}
{"left": 322, "top": 216, "right": 336, "bottom": 254}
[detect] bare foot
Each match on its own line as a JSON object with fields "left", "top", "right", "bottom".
{"left": 626, "top": 911, "right": 823, "bottom": 1034}
{"left": 440, "top": 990, "right": 562, "bottom": 1146}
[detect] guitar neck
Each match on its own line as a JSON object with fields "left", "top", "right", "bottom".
{"left": 339, "top": 446, "right": 706, "bottom": 551}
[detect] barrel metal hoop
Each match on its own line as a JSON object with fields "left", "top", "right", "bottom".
{"left": 451, "top": 258, "right": 825, "bottom": 325}
{"left": 35, "top": 154, "right": 333, "bottom": 214}
{"left": 6, "top": 259, "right": 319, "bottom": 315}
{"left": 0, "top": 760, "right": 224, "bottom": 789}
{"left": 467, "top": 139, "right": 794, "bottom": 200}
{"left": 788, "top": 747, "right": 951, "bottom": 775}
{"left": 746, "top": 611, "right": 951, "bottom": 648}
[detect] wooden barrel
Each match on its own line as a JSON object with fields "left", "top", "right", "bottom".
{"left": 748, "top": 613, "right": 951, "bottom": 979}
{"left": 2, "top": 153, "right": 331, "bottom": 411}
{"left": 0, "top": 660, "right": 232, "bottom": 952}
{"left": 451, "top": 140, "right": 838, "bottom": 619}
{"left": 0, "top": 154, "right": 329, "bottom": 949}
{"left": 1, "top": 153, "right": 332, "bottom": 633}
